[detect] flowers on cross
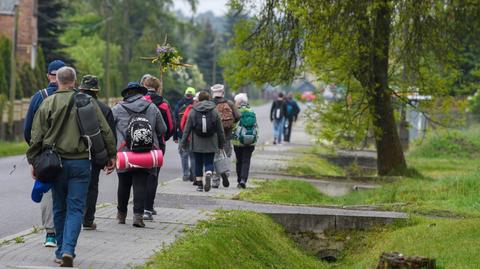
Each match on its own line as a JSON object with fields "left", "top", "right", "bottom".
{"left": 142, "top": 43, "right": 191, "bottom": 73}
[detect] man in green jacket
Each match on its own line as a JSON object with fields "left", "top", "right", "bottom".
{"left": 26, "top": 67, "right": 116, "bottom": 267}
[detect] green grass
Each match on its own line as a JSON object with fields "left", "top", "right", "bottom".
{"left": 286, "top": 154, "right": 344, "bottom": 177}
{"left": 139, "top": 211, "right": 323, "bottom": 269}
{"left": 336, "top": 217, "right": 480, "bottom": 268}
{"left": 409, "top": 128, "right": 480, "bottom": 159}
{"left": 0, "top": 141, "right": 28, "bottom": 157}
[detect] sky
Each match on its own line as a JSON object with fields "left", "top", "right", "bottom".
{"left": 174, "top": 0, "right": 229, "bottom": 16}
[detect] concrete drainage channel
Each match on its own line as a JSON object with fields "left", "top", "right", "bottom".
{"left": 266, "top": 210, "right": 407, "bottom": 262}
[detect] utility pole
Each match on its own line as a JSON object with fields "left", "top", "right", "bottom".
{"left": 103, "top": 0, "right": 112, "bottom": 104}
{"left": 8, "top": 4, "right": 19, "bottom": 140}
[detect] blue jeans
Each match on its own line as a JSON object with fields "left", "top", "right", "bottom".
{"left": 179, "top": 146, "right": 195, "bottom": 179}
{"left": 273, "top": 118, "right": 285, "bottom": 143}
{"left": 194, "top": 152, "right": 215, "bottom": 177}
{"left": 52, "top": 159, "right": 91, "bottom": 259}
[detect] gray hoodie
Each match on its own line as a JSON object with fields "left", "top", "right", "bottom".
{"left": 181, "top": 100, "right": 226, "bottom": 153}
{"left": 112, "top": 94, "right": 167, "bottom": 152}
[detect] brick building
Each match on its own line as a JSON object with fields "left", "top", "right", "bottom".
{"left": 0, "top": 0, "right": 38, "bottom": 68}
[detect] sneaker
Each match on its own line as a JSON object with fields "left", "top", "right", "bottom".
{"left": 237, "top": 183, "right": 242, "bottom": 189}
{"left": 221, "top": 173, "right": 230, "bottom": 188}
{"left": 196, "top": 182, "right": 204, "bottom": 192}
{"left": 60, "top": 253, "right": 74, "bottom": 267}
{"left": 83, "top": 222, "right": 97, "bottom": 230}
{"left": 143, "top": 211, "right": 153, "bottom": 221}
{"left": 151, "top": 209, "right": 157, "bottom": 215}
{"left": 192, "top": 180, "right": 198, "bottom": 186}
{"left": 133, "top": 214, "right": 145, "bottom": 228}
{"left": 44, "top": 233, "right": 56, "bottom": 247}
{"left": 204, "top": 172, "right": 212, "bottom": 192}
{"left": 273, "top": 140, "right": 277, "bottom": 145}
{"left": 182, "top": 175, "right": 190, "bottom": 181}
{"left": 212, "top": 175, "right": 220, "bottom": 189}
{"left": 54, "top": 257, "right": 62, "bottom": 264}
{"left": 239, "top": 180, "right": 246, "bottom": 189}
{"left": 117, "top": 211, "right": 127, "bottom": 224}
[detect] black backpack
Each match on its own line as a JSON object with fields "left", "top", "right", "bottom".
{"left": 273, "top": 100, "right": 285, "bottom": 120}
{"left": 193, "top": 109, "right": 217, "bottom": 137}
{"left": 122, "top": 105, "right": 154, "bottom": 152}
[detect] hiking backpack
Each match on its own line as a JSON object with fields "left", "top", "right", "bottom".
{"left": 235, "top": 110, "right": 258, "bottom": 145}
{"left": 149, "top": 94, "right": 174, "bottom": 141}
{"left": 273, "top": 100, "right": 285, "bottom": 120}
{"left": 193, "top": 110, "right": 217, "bottom": 137}
{"left": 122, "top": 105, "right": 154, "bottom": 152}
{"left": 216, "top": 101, "right": 235, "bottom": 129}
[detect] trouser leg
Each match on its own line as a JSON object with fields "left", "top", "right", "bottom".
{"left": 144, "top": 169, "right": 159, "bottom": 212}
{"left": 132, "top": 170, "right": 148, "bottom": 215}
{"left": 41, "top": 190, "right": 55, "bottom": 234}
{"left": 83, "top": 165, "right": 100, "bottom": 225}
{"left": 179, "top": 146, "right": 190, "bottom": 178}
{"left": 194, "top": 152, "right": 205, "bottom": 178}
{"left": 234, "top": 146, "right": 243, "bottom": 183}
{"left": 240, "top": 146, "right": 255, "bottom": 183}
{"left": 61, "top": 160, "right": 91, "bottom": 257}
{"left": 204, "top": 153, "right": 215, "bottom": 173}
{"left": 117, "top": 172, "right": 133, "bottom": 214}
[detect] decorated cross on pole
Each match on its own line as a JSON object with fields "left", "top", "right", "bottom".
{"left": 140, "top": 36, "right": 191, "bottom": 93}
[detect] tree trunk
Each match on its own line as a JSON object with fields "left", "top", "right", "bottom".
{"left": 370, "top": 0, "right": 407, "bottom": 175}
{"left": 121, "top": 0, "right": 130, "bottom": 86}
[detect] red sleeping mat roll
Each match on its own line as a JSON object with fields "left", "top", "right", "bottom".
{"left": 116, "top": 150, "right": 164, "bottom": 170}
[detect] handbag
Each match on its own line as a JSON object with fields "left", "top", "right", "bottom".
{"left": 33, "top": 93, "right": 76, "bottom": 183}
{"left": 214, "top": 149, "right": 231, "bottom": 175}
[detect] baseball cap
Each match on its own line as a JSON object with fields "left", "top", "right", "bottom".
{"left": 185, "top": 87, "right": 196, "bottom": 96}
{"left": 47, "top": 60, "right": 66, "bottom": 75}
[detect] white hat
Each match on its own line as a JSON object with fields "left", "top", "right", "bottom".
{"left": 211, "top": 84, "right": 225, "bottom": 98}
{"left": 234, "top": 93, "right": 248, "bottom": 105}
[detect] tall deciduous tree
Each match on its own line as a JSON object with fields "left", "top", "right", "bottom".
{"left": 226, "top": 0, "right": 470, "bottom": 175}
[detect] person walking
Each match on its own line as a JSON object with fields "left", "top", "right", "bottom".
{"left": 283, "top": 92, "right": 301, "bottom": 143}
{"left": 112, "top": 82, "right": 166, "bottom": 228}
{"left": 233, "top": 93, "right": 258, "bottom": 188}
{"left": 181, "top": 91, "right": 225, "bottom": 192}
{"left": 211, "top": 84, "right": 241, "bottom": 188}
{"left": 179, "top": 93, "right": 199, "bottom": 186}
{"left": 174, "top": 87, "right": 196, "bottom": 181}
{"left": 270, "top": 92, "right": 287, "bottom": 145}
{"left": 26, "top": 67, "right": 116, "bottom": 267}
{"left": 142, "top": 75, "right": 174, "bottom": 221}
{"left": 24, "top": 59, "right": 65, "bottom": 248}
{"left": 78, "top": 75, "right": 116, "bottom": 230}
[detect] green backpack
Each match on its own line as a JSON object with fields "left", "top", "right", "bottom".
{"left": 235, "top": 110, "right": 258, "bottom": 145}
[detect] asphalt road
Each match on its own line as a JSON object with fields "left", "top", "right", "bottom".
{"left": 0, "top": 103, "right": 275, "bottom": 238}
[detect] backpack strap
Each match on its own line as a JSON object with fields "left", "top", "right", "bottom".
{"left": 39, "top": 88, "right": 48, "bottom": 100}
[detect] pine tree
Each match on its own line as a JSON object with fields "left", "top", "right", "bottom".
{"left": 37, "top": 0, "right": 69, "bottom": 62}
{"left": 195, "top": 20, "right": 223, "bottom": 86}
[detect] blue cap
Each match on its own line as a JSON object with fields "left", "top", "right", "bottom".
{"left": 47, "top": 60, "right": 66, "bottom": 75}
{"left": 121, "top": 82, "right": 148, "bottom": 97}
{"left": 31, "top": 180, "right": 52, "bottom": 203}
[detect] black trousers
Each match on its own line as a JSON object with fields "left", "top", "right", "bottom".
{"left": 83, "top": 165, "right": 101, "bottom": 225}
{"left": 144, "top": 168, "right": 159, "bottom": 212}
{"left": 233, "top": 146, "right": 255, "bottom": 183}
{"left": 284, "top": 117, "right": 295, "bottom": 142}
{"left": 117, "top": 170, "right": 148, "bottom": 215}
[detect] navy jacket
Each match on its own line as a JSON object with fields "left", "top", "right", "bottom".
{"left": 173, "top": 97, "right": 194, "bottom": 141}
{"left": 24, "top": 82, "right": 58, "bottom": 144}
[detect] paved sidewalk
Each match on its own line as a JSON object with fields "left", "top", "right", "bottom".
{"left": 0, "top": 117, "right": 403, "bottom": 269}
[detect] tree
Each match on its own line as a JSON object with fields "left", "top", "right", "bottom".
{"left": 226, "top": 0, "right": 471, "bottom": 175}
{"left": 37, "top": 0, "right": 70, "bottom": 62}
{"left": 195, "top": 20, "right": 222, "bottom": 86}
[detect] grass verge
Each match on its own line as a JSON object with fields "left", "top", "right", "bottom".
{"left": 286, "top": 154, "right": 344, "bottom": 177}
{"left": 0, "top": 141, "right": 28, "bottom": 157}
{"left": 337, "top": 217, "right": 480, "bottom": 268}
{"left": 139, "top": 211, "right": 322, "bottom": 269}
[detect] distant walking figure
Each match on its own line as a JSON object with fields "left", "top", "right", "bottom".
{"left": 283, "top": 92, "right": 300, "bottom": 143}
{"left": 270, "top": 92, "right": 287, "bottom": 145}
